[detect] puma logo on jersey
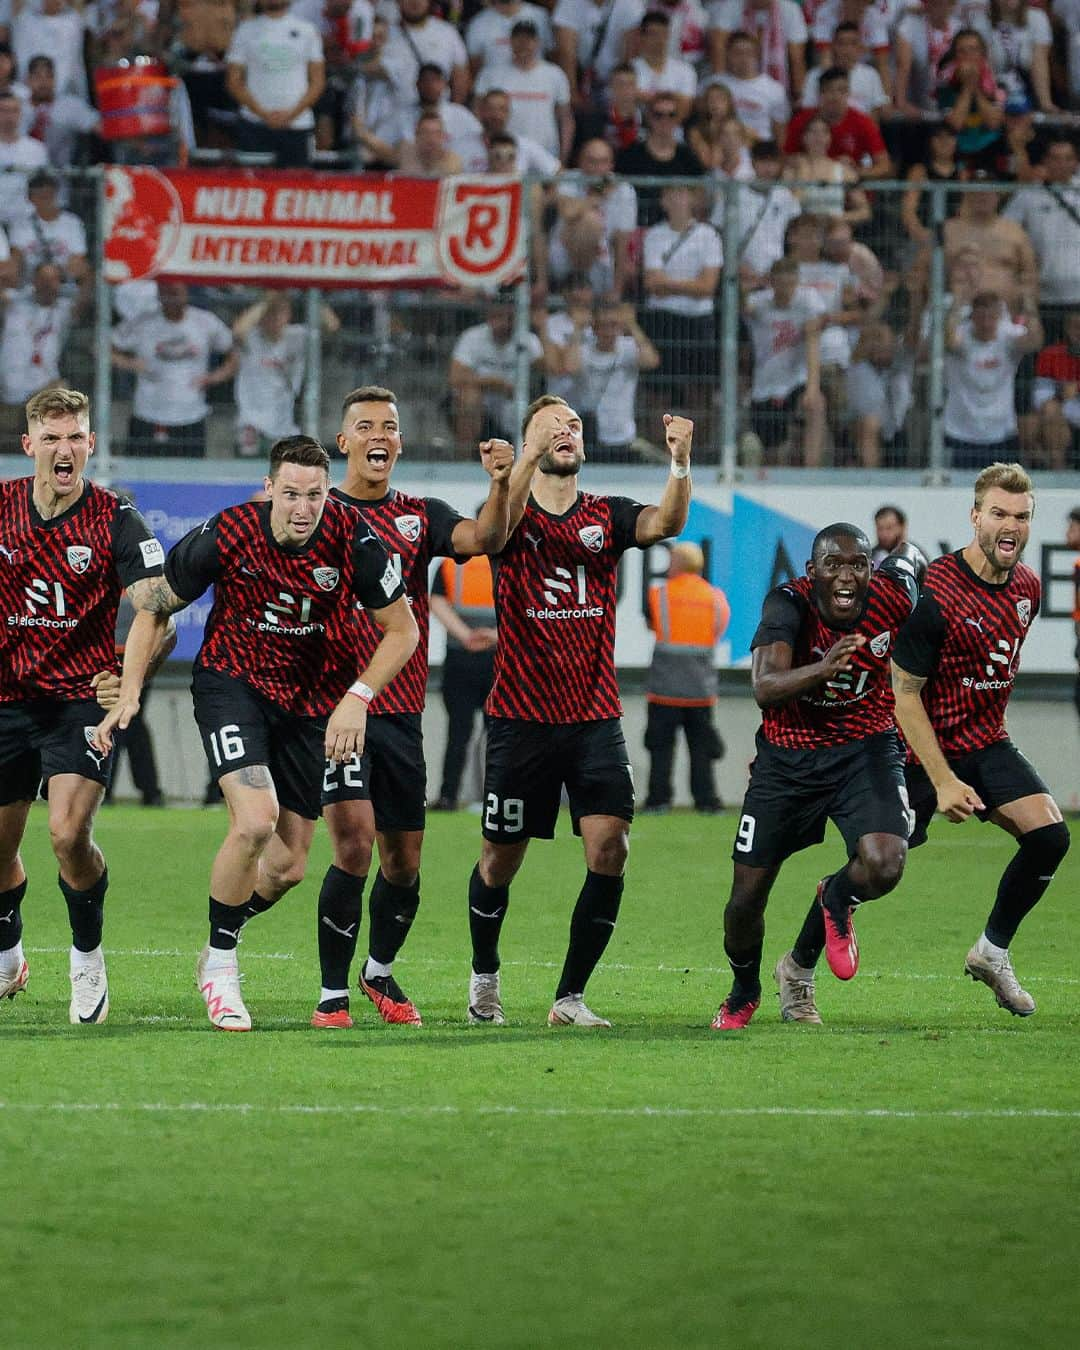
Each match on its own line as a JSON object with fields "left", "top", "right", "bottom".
{"left": 0, "top": 545, "right": 17, "bottom": 562}
{"left": 964, "top": 616, "right": 986, "bottom": 633}
{"left": 524, "top": 531, "right": 542, "bottom": 551}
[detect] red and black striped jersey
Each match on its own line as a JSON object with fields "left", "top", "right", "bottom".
{"left": 486, "top": 491, "right": 645, "bottom": 724}
{"left": 893, "top": 550, "right": 1040, "bottom": 758}
{"left": 166, "top": 497, "right": 404, "bottom": 718}
{"left": 0, "top": 477, "right": 164, "bottom": 702}
{"left": 752, "top": 556, "right": 919, "bottom": 749}
{"left": 331, "top": 486, "right": 463, "bottom": 716}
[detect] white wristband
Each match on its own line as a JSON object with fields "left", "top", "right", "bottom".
{"left": 670, "top": 461, "right": 691, "bottom": 479}
{"left": 347, "top": 680, "right": 375, "bottom": 704}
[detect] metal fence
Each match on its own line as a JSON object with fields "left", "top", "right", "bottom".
{"left": 10, "top": 168, "right": 1072, "bottom": 480}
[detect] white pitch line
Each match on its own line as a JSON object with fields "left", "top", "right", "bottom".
{"left": 26, "top": 947, "right": 295, "bottom": 961}
{"left": 0, "top": 1101, "right": 1077, "bottom": 1121}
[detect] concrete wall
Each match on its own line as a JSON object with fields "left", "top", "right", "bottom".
{"left": 114, "top": 680, "right": 1080, "bottom": 815}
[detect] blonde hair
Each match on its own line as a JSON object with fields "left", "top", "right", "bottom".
{"left": 973, "top": 461, "right": 1034, "bottom": 509}
{"left": 25, "top": 387, "right": 89, "bottom": 427}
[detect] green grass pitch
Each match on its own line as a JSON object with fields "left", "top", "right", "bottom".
{"left": 2, "top": 803, "right": 1078, "bottom": 1349}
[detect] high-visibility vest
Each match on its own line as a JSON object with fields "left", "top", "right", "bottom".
{"left": 440, "top": 557, "right": 496, "bottom": 652}
{"left": 646, "top": 573, "right": 729, "bottom": 706}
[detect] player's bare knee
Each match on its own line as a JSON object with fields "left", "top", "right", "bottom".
{"left": 480, "top": 840, "right": 523, "bottom": 888}
{"left": 48, "top": 818, "right": 93, "bottom": 867}
{"left": 334, "top": 838, "right": 373, "bottom": 875}
{"left": 585, "top": 832, "right": 628, "bottom": 875}
{"left": 858, "top": 836, "right": 907, "bottom": 896}
{"left": 230, "top": 812, "right": 277, "bottom": 858}
{"left": 268, "top": 850, "right": 307, "bottom": 892}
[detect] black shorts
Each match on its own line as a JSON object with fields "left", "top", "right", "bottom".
{"left": 320, "top": 711, "right": 426, "bottom": 833}
{"left": 733, "top": 730, "right": 912, "bottom": 869}
{"left": 0, "top": 699, "right": 115, "bottom": 804}
{"left": 905, "top": 738, "right": 1050, "bottom": 848}
{"left": 482, "top": 716, "right": 635, "bottom": 843}
{"left": 192, "top": 668, "right": 325, "bottom": 820}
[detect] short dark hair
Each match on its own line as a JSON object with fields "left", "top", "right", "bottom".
{"left": 641, "top": 11, "right": 670, "bottom": 28}
{"left": 416, "top": 62, "right": 443, "bottom": 80}
{"left": 812, "top": 523, "right": 871, "bottom": 562}
{"left": 833, "top": 21, "right": 861, "bottom": 38}
{"left": 874, "top": 504, "right": 907, "bottom": 525}
{"left": 727, "top": 29, "right": 759, "bottom": 48}
{"left": 819, "top": 66, "right": 850, "bottom": 90}
{"left": 1068, "top": 506, "right": 1080, "bottom": 525}
{"left": 522, "top": 393, "right": 570, "bottom": 441}
{"left": 268, "top": 435, "right": 330, "bottom": 477}
{"left": 27, "top": 54, "right": 55, "bottom": 75}
{"left": 341, "top": 385, "right": 398, "bottom": 421}
{"left": 750, "top": 138, "right": 781, "bottom": 161}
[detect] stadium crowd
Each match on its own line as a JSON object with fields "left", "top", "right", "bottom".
{"left": 1, "top": 0, "right": 1080, "bottom": 466}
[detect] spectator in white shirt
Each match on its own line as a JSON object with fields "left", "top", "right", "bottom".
{"left": 466, "top": 85, "right": 563, "bottom": 174}
{"left": 943, "top": 290, "right": 1043, "bottom": 466}
{"left": 707, "top": 0, "right": 808, "bottom": 102}
{"left": 475, "top": 19, "right": 573, "bottom": 162}
{"left": 711, "top": 137, "right": 800, "bottom": 288}
{"left": 553, "top": 0, "right": 646, "bottom": 112}
{"left": 12, "top": 0, "right": 86, "bottom": 99}
{"left": 562, "top": 299, "right": 661, "bottom": 457}
{"left": 20, "top": 54, "right": 100, "bottom": 168}
{"left": 226, "top": 0, "right": 325, "bottom": 166}
{"left": 712, "top": 29, "right": 789, "bottom": 140}
{"left": 383, "top": 0, "right": 470, "bottom": 106}
{"left": 1031, "top": 308, "right": 1080, "bottom": 470}
{"left": 810, "top": 0, "right": 893, "bottom": 100}
{"left": 743, "top": 256, "right": 827, "bottom": 464}
{"left": 346, "top": 15, "right": 408, "bottom": 167}
{"left": 232, "top": 292, "right": 340, "bottom": 458}
{"left": 987, "top": 0, "right": 1055, "bottom": 114}
{"left": 466, "top": 0, "right": 554, "bottom": 79}
{"left": 0, "top": 89, "right": 48, "bottom": 170}
{"left": 801, "top": 21, "right": 889, "bottom": 117}
{"left": 399, "top": 62, "right": 485, "bottom": 163}
{"left": 0, "top": 261, "right": 77, "bottom": 429}
{"left": 450, "top": 298, "right": 544, "bottom": 447}
{"left": 631, "top": 11, "right": 698, "bottom": 122}
{"left": 0, "top": 43, "right": 30, "bottom": 107}
{"left": 9, "top": 168, "right": 89, "bottom": 303}
{"left": 845, "top": 321, "right": 913, "bottom": 467}
{"left": 1003, "top": 139, "right": 1080, "bottom": 341}
{"left": 642, "top": 182, "right": 723, "bottom": 429}
{"left": 550, "top": 137, "right": 637, "bottom": 296}
{"left": 112, "top": 280, "right": 238, "bottom": 458}
{"left": 893, "top": 0, "right": 961, "bottom": 116}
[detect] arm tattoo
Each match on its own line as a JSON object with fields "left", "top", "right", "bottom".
{"left": 128, "top": 576, "right": 188, "bottom": 616}
{"left": 891, "top": 668, "right": 927, "bottom": 697}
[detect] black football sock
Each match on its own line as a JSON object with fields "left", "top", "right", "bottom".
{"left": 554, "top": 871, "right": 624, "bottom": 1000}
{"left": 985, "top": 822, "right": 1071, "bottom": 948}
{"left": 208, "top": 897, "right": 246, "bottom": 952}
{"left": 318, "top": 865, "right": 365, "bottom": 990}
{"left": 243, "top": 891, "right": 278, "bottom": 922}
{"left": 791, "top": 901, "right": 826, "bottom": 970}
{"left": 724, "top": 940, "right": 763, "bottom": 1001}
{"left": 821, "top": 865, "right": 874, "bottom": 923}
{"left": 0, "top": 879, "right": 27, "bottom": 952}
{"left": 469, "top": 864, "right": 509, "bottom": 974}
{"left": 59, "top": 869, "right": 108, "bottom": 953}
{"left": 368, "top": 872, "right": 420, "bottom": 966}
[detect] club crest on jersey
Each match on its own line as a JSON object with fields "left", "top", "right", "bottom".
{"left": 66, "top": 546, "right": 92, "bottom": 574}
{"left": 869, "top": 631, "right": 891, "bottom": 658}
{"left": 313, "top": 566, "right": 339, "bottom": 592}
{"left": 579, "top": 525, "right": 604, "bottom": 552}
{"left": 1016, "top": 599, "right": 1031, "bottom": 628}
{"left": 395, "top": 515, "right": 421, "bottom": 543}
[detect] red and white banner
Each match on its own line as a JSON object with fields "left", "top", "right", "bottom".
{"left": 104, "top": 167, "right": 524, "bottom": 290}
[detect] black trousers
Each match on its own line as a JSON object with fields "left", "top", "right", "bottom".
{"left": 438, "top": 650, "right": 494, "bottom": 804}
{"left": 644, "top": 703, "right": 722, "bottom": 810}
